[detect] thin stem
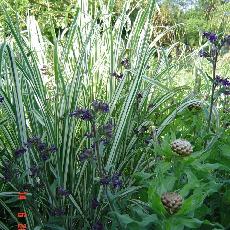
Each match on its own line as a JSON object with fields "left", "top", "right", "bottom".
{"left": 92, "top": 121, "right": 103, "bottom": 177}
{"left": 207, "top": 51, "right": 218, "bottom": 132}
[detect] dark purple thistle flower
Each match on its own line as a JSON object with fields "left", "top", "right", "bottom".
{"left": 0, "top": 95, "right": 4, "bottom": 103}
{"left": 79, "top": 148, "right": 93, "bottom": 162}
{"left": 14, "top": 147, "right": 27, "bottom": 158}
{"left": 111, "top": 174, "right": 122, "bottom": 189}
{"left": 199, "top": 49, "right": 209, "bottom": 58}
{"left": 37, "top": 142, "right": 48, "bottom": 152}
{"left": 91, "top": 198, "right": 99, "bottom": 209}
{"left": 29, "top": 165, "right": 39, "bottom": 176}
{"left": 100, "top": 175, "right": 111, "bottom": 186}
{"left": 92, "top": 222, "right": 104, "bottom": 230}
{"left": 28, "top": 136, "right": 40, "bottom": 144}
{"left": 215, "top": 75, "right": 230, "bottom": 87}
{"left": 80, "top": 109, "right": 94, "bottom": 121}
{"left": 50, "top": 208, "right": 65, "bottom": 216}
{"left": 70, "top": 108, "right": 94, "bottom": 121}
{"left": 92, "top": 100, "right": 109, "bottom": 113}
{"left": 203, "top": 32, "right": 218, "bottom": 43}
{"left": 208, "top": 33, "right": 218, "bottom": 43}
{"left": 99, "top": 102, "right": 109, "bottom": 113}
{"left": 57, "top": 186, "right": 70, "bottom": 196}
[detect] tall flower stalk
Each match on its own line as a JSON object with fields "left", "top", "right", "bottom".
{"left": 200, "top": 32, "right": 230, "bottom": 132}
{"left": 207, "top": 46, "right": 218, "bottom": 131}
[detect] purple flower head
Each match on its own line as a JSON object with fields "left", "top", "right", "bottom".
{"left": 92, "top": 222, "right": 104, "bottom": 230}
{"left": 92, "top": 198, "right": 99, "bottom": 209}
{"left": 26, "top": 136, "right": 41, "bottom": 147}
{"left": 14, "top": 147, "right": 27, "bottom": 158}
{"left": 70, "top": 108, "right": 94, "bottom": 121}
{"left": 0, "top": 95, "right": 4, "bottom": 103}
{"left": 37, "top": 142, "right": 48, "bottom": 152}
{"left": 215, "top": 75, "right": 230, "bottom": 87}
{"left": 111, "top": 173, "right": 122, "bottom": 189}
{"left": 57, "top": 186, "right": 70, "bottom": 196}
{"left": 81, "top": 109, "right": 94, "bottom": 121}
{"left": 100, "top": 102, "right": 109, "bottom": 113}
{"left": 92, "top": 100, "right": 109, "bottom": 113}
{"left": 203, "top": 32, "right": 218, "bottom": 43}
{"left": 79, "top": 148, "right": 93, "bottom": 162}
{"left": 199, "top": 49, "right": 209, "bottom": 58}
{"left": 100, "top": 175, "right": 110, "bottom": 186}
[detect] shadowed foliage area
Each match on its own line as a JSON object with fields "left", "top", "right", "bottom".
{"left": 0, "top": 0, "right": 229, "bottom": 229}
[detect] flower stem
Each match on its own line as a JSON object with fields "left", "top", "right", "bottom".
{"left": 92, "top": 121, "right": 103, "bottom": 177}
{"left": 207, "top": 52, "right": 218, "bottom": 132}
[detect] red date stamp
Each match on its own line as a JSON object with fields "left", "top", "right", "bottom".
{"left": 17, "top": 192, "right": 28, "bottom": 230}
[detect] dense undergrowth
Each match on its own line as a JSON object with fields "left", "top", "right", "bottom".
{"left": 0, "top": 0, "right": 230, "bottom": 229}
